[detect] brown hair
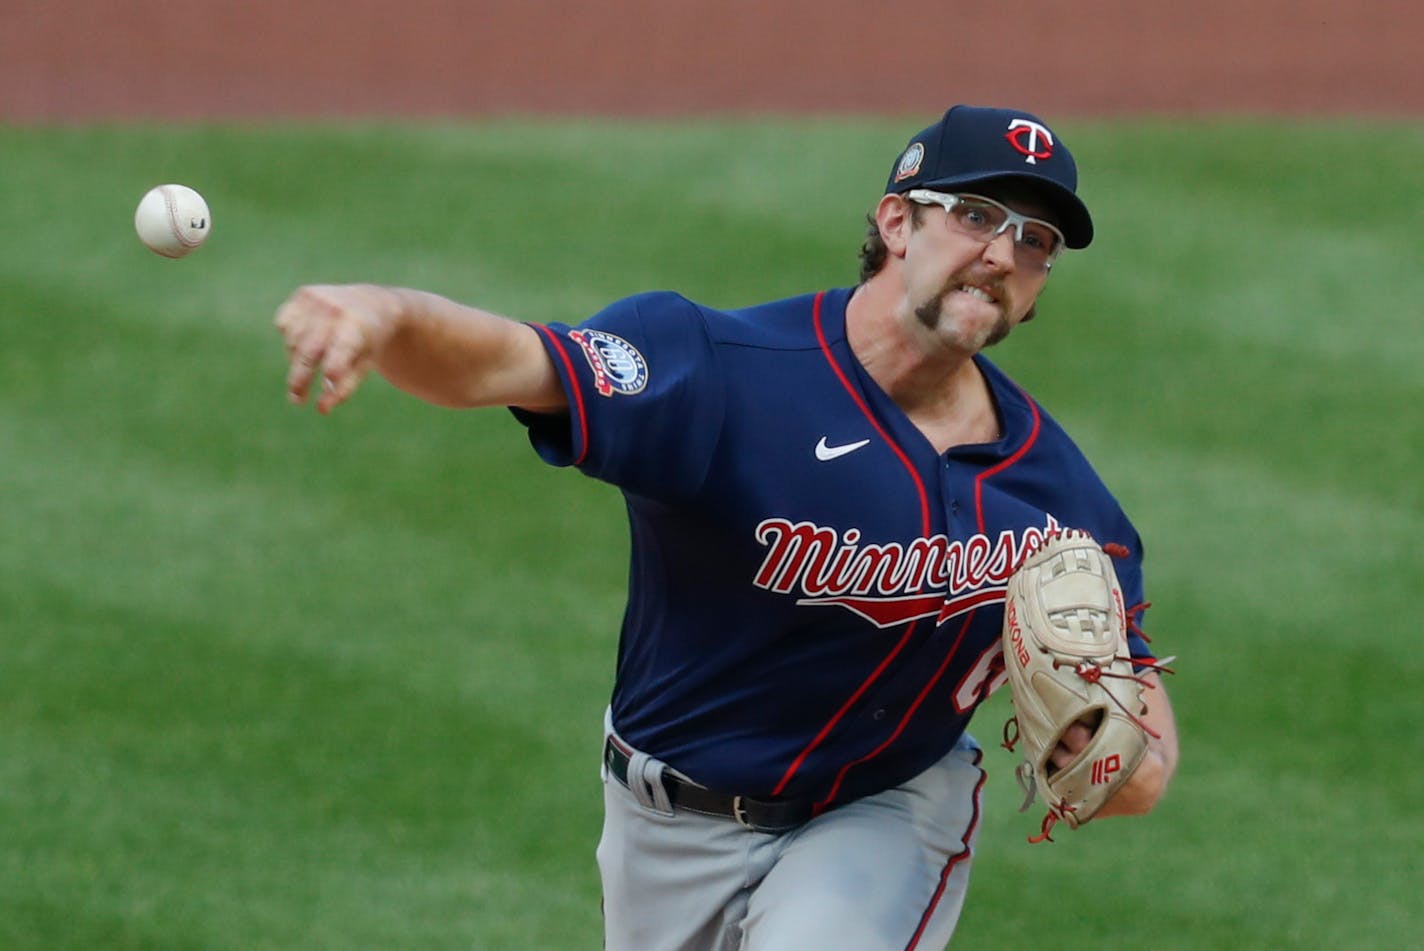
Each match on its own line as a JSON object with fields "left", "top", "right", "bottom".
{"left": 857, "top": 211, "right": 890, "bottom": 284}
{"left": 857, "top": 201, "right": 928, "bottom": 283}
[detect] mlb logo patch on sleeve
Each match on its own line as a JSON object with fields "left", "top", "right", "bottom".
{"left": 570, "top": 329, "right": 648, "bottom": 396}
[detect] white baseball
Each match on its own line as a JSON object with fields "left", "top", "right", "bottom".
{"left": 134, "top": 184, "right": 212, "bottom": 258}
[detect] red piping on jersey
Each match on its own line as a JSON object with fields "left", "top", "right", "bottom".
{"left": 809, "top": 292, "right": 932, "bottom": 534}
{"left": 772, "top": 620, "right": 920, "bottom": 798}
{"left": 534, "top": 323, "right": 590, "bottom": 467}
{"left": 769, "top": 293, "right": 934, "bottom": 798}
{"left": 903, "top": 747, "right": 985, "bottom": 950}
{"left": 777, "top": 299, "right": 1041, "bottom": 802}
{"left": 814, "top": 609, "right": 979, "bottom": 808}
{"left": 974, "top": 384, "right": 1041, "bottom": 534}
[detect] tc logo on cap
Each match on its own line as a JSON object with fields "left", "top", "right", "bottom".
{"left": 1006, "top": 119, "right": 1054, "bottom": 165}
{"left": 893, "top": 142, "right": 925, "bottom": 182}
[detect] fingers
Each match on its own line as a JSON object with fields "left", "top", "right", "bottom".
{"left": 285, "top": 341, "right": 324, "bottom": 406}
{"left": 275, "top": 286, "right": 375, "bottom": 413}
{"left": 277, "top": 289, "right": 323, "bottom": 405}
{"left": 314, "top": 320, "right": 372, "bottom": 415}
{"left": 1049, "top": 721, "right": 1094, "bottom": 769}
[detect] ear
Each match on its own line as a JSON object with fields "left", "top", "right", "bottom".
{"left": 874, "top": 193, "right": 914, "bottom": 259}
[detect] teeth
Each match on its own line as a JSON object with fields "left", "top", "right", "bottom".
{"left": 958, "top": 285, "right": 995, "bottom": 303}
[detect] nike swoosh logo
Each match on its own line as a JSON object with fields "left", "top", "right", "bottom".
{"left": 815, "top": 436, "right": 871, "bottom": 461}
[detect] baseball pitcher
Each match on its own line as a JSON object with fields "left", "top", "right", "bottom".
{"left": 275, "top": 104, "right": 1179, "bottom": 950}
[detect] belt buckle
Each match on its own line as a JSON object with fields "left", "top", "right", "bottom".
{"left": 731, "top": 795, "right": 755, "bottom": 831}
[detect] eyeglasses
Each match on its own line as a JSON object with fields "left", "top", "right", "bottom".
{"left": 904, "top": 189, "right": 1065, "bottom": 272}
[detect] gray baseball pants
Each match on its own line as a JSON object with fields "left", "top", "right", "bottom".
{"left": 597, "top": 716, "right": 985, "bottom": 951}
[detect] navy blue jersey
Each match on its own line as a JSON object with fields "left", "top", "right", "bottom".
{"left": 516, "top": 286, "right": 1154, "bottom": 809}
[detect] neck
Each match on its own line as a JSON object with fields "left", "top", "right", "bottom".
{"left": 845, "top": 274, "right": 1001, "bottom": 452}
{"left": 845, "top": 274, "right": 980, "bottom": 410}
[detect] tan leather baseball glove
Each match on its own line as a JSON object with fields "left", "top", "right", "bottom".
{"left": 1001, "top": 529, "right": 1161, "bottom": 843}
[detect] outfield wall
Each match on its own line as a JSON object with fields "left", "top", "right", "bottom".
{"left": 3, "top": 1, "right": 1419, "bottom": 120}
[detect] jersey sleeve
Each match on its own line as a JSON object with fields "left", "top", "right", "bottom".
{"left": 1055, "top": 481, "right": 1153, "bottom": 661}
{"left": 1103, "top": 521, "right": 1155, "bottom": 663}
{"left": 511, "top": 291, "right": 726, "bottom": 502}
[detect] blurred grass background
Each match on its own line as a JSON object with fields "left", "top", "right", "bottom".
{"left": 1, "top": 117, "right": 1420, "bottom": 949}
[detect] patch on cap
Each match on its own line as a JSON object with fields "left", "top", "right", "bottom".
{"left": 892, "top": 142, "right": 925, "bottom": 182}
{"left": 1005, "top": 118, "right": 1055, "bottom": 165}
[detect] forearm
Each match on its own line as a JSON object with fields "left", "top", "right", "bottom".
{"left": 376, "top": 287, "right": 565, "bottom": 412}
{"left": 277, "top": 283, "right": 567, "bottom": 415}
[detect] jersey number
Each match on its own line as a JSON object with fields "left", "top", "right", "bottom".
{"left": 952, "top": 643, "right": 1009, "bottom": 714}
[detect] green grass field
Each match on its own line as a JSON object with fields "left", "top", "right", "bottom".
{"left": 1, "top": 116, "right": 1420, "bottom": 949}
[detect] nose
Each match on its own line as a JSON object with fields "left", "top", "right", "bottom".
{"left": 981, "top": 227, "right": 1017, "bottom": 272}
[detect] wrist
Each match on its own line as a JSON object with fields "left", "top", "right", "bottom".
{"left": 1101, "top": 746, "right": 1168, "bottom": 818}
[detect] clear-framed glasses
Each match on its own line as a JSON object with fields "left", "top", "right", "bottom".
{"left": 905, "top": 189, "right": 1065, "bottom": 272}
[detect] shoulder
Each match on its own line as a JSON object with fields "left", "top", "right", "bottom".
{"left": 714, "top": 291, "right": 835, "bottom": 351}
{"left": 571, "top": 292, "right": 712, "bottom": 366}
{"left": 599, "top": 289, "right": 837, "bottom": 352}
{"left": 977, "top": 356, "right": 1137, "bottom": 527}
{"left": 977, "top": 356, "right": 1086, "bottom": 460}
{"left": 590, "top": 290, "right": 703, "bottom": 329}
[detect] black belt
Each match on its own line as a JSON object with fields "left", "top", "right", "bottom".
{"left": 603, "top": 736, "right": 815, "bottom": 834}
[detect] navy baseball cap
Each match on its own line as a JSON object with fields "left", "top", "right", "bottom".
{"left": 885, "top": 105, "right": 1094, "bottom": 249}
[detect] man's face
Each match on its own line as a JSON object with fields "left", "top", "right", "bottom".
{"left": 900, "top": 190, "right": 1056, "bottom": 353}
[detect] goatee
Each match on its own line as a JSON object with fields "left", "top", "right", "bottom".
{"left": 914, "top": 283, "right": 1014, "bottom": 350}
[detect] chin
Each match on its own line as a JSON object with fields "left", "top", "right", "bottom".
{"left": 982, "top": 316, "right": 1013, "bottom": 348}
{"left": 916, "top": 299, "right": 1013, "bottom": 352}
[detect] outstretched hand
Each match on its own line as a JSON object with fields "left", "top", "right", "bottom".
{"left": 274, "top": 284, "right": 404, "bottom": 414}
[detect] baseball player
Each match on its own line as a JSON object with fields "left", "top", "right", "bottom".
{"left": 276, "top": 104, "right": 1179, "bottom": 950}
